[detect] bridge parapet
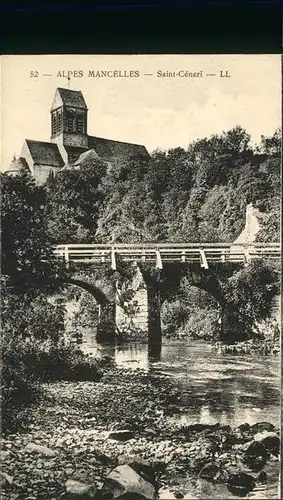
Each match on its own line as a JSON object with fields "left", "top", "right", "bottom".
{"left": 53, "top": 242, "right": 280, "bottom": 270}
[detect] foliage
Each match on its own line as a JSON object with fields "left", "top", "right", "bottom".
{"left": 182, "top": 309, "right": 221, "bottom": 340}
{"left": 38, "top": 126, "right": 280, "bottom": 250}
{"left": 2, "top": 287, "right": 65, "bottom": 343}
{"left": 1, "top": 336, "right": 43, "bottom": 433}
{"left": 222, "top": 260, "right": 279, "bottom": 330}
{"left": 46, "top": 160, "right": 107, "bottom": 243}
{"left": 256, "top": 203, "right": 280, "bottom": 242}
{"left": 1, "top": 334, "right": 112, "bottom": 433}
{"left": 1, "top": 172, "right": 64, "bottom": 292}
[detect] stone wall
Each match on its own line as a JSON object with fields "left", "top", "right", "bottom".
{"left": 116, "top": 264, "right": 148, "bottom": 333}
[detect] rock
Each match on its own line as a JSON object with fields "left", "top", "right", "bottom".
{"left": 144, "top": 428, "right": 157, "bottom": 437}
{"left": 173, "top": 492, "right": 184, "bottom": 499}
{"left": 242, "top": 441, "right": 268, "bottom": 471}
{"left": 65, "top": 468, "right": 76, "bottom": 476}
{"left": 250, "top": 422, "right": 275, "bottom": 434}
{"left": 0, "top": 450, "right": 10, "bottom": 461}
{"left": 159, "top": 488, "right": 179, "bottom": 499}
{"left": 24, "top": 443, "right": 57, "bottom": 457}
{"left": 227, "top": 472, "right": 256, "bottom": 497}
{"left": 255, "top": 470, "right": 268, "bottom": 484}
{"left": 127, "top": 457, "right": 158, "bottom": 488}
{"left": 0, "top": 471, "right": 13, "bottom": 486}
{"left": 107, "top": 430, "right": 135, "bottom": 442}
{"left": 198, "top": 462, "right": 220, "bottom": 481}
{"left": 253, "top": 431, "right": 280, "bottom": 456}
{"left": 65, "top": 479, "right": 97, "bottom": 497}
{"left": 101, "top": 464, "right": 155, "bottom": 499}
{"left": 231, "top": 424, "right": 253, "bottom": 443}
{"left": 151, "top": 459, "right": 167, "bottom": 472}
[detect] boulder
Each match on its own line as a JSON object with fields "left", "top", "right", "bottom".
{"left": 255, "top": 470, "right": 268, "bottom": 484}
{"left": 0, "top": 472, "right": 13, "bottom": 487}
{"left": 65, "top": 479, "right": 97, "bottom": 497}
{"left": 151, "top": 459, "right": 167, "bottom": 472}
{"left": 250, "top": 422, "right": 275, "bottom": 434}
{"left": 242, "top": 441, "right": 268, "bottom": 471}
{"left": 24, "top": 443, "right": 57, "bottom": 457}
{"left": 231, "top": 424, "right": 253, "bottom": 444}
{"left": 253, "top": 431, "right": 280, "bottom": 456}
{"left": 127, "top": 457, "right": 158, "bottom": 488}
{"left": 107, "top": 430, "right": 135, "bottom": 442}
{"left": 101, "top": 464, "right": 155, "bottom": 499}
{"left": 227, "top": 472, "right": 255, "bottom": 497}
{"left": 198, "top": 462, "right": 220, "bottom": 482}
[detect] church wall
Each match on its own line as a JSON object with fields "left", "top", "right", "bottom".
{"left": 61, "top": 132, "right": 88, "bottom": 148}
{"left": 21, "top": 141, "right": 35, "bottom": 176}
{"left": 33, "top": 164, "right": 61, "bottom": 186}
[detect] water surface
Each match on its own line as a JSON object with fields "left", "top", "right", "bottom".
{"left": 81, "top": 332, "right": 280, "bottom": 429}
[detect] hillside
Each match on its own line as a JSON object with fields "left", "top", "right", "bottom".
{"left": 45, "top": 126, "right": 280, "bottom": 246}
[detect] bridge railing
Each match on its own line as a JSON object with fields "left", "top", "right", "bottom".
{"left": 53, "top": 242, "right": 280, "bottom": 270}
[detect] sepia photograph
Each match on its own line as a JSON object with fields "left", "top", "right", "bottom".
{"left": 1, "top": 54, "right": 281, "bottom": 499}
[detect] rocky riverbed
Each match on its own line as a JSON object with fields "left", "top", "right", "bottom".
{"left": 1, "top": 365, "right": 280, "bottom": 499}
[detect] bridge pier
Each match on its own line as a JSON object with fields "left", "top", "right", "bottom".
{"left": 96, "top": 303, "right": 116, "bottom": 343}
{"left": 147, "top": 281, "right": 162, "bottom": 361}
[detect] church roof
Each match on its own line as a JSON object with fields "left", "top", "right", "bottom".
{"left": 87, "top": 135, "right": 150, "bottom": 159}
{"left": 6, "top": 156, "right": 30, "bottom": 173}
{"left": 63, "top": 145, "right": 89, "bottom": 164}
{"left": 25, "top": 140, "right": 64, "bottom": 167}
{"left": 55, "top": 88, "right": 87, "bottom": 109}
{"left": 74, "top": 149, "right": 99, "bottom": 166}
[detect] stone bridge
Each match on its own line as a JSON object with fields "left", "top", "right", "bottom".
{"left": 53, "top": 240, "right": 280, "bottom": 353}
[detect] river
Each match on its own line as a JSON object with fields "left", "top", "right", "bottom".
{"left": 81, "top": 332, "right": 280, "bottom": 430}
{"left": 79, "top": 332, "right": 280, "bottom": 498}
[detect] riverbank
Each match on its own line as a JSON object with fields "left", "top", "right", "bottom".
{"left": 1, "top": 365, "right": 280, "bottom": 499}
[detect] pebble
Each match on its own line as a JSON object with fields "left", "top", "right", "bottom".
{"left": 1, "top": 373, "right": 281, "bottom": 499}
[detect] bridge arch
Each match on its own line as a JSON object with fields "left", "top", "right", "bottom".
{"left": 57, "top": 278, "right": 117, "bottom": 344}
{"left": 65, "top": 278, "right": 110, "bottom": 307}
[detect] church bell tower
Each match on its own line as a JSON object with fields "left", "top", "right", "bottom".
{"left": 50, "top": 88, "right": 88, "bottom": 149}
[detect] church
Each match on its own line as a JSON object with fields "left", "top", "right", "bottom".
{"left": 7, "top": 87, "right": 149, "bottom": 185}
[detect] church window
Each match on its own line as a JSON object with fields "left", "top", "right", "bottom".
{"left": 77, "top": 116, "right": 84, "bottom": 133}
{"left": 67, "top": 115, "right": 74, "bottom": 132}
{"left": 52, "top": 113, "right": 57, "bottom": 135}
{"left": 57, "top": 111, "right": 62, "bottom": 132}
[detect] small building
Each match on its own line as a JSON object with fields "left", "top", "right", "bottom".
{"left": 6, "top": 88, "right": 149, "bottom": 185}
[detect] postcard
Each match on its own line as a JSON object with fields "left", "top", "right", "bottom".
{"left": 1, "top": 54, "right": 281, "bottom": 499}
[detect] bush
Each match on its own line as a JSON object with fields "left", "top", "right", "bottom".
{"left": 162, "top": 299, "right": 190, "bottom": 333}
{"left": 1, "top": 336, "right": 44, "bottom": 433}
{"left": 183, "top": 309, "right": 221, "bottom": 340}
{"left": 1, "top": 334, "right": 113, "bottom": 433}
{"left": 1, "top": 288, "right": 114, "bottom": 433}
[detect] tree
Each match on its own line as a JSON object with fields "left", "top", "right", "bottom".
{"left": 1, "top": 172, "right": 62, "bottom": 292}
{"left": 259, "top": 129, "right": 281, "bottom": 156}
{"left": 46, "top": 159, "right": 107, "bottom": 243}
{"left": 222, "top": 260, "right": 279, "bottom": 331}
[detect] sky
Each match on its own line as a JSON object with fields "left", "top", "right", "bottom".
{"left": 1, "top": 54, "right": 281, "bottom": 170}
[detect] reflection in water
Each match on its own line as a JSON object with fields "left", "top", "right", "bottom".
{"left": 81, "top": 329, "right": 280, "bottom": 428}
{"left": 148, "top": 342, "right": 162, "bottom": 363}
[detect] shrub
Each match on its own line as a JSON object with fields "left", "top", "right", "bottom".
{"left": 183, "top": 309, "right": 221, "bottom": 340}
{"left": 1, "top": 336, "right": 44, "bottom": 433}
{"left": 162, "top": 299, "right": 190, "bottom": 333}
{"left": 1, "top": 288, "right": 114, "bottom": 433}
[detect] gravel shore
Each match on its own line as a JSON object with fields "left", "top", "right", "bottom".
{"left": 1, "top": 367, "right": 280, "bottom": 499}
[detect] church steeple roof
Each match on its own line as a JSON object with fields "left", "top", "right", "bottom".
{"left": 51, "top": 88, "right": 87, "bottom": 111}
